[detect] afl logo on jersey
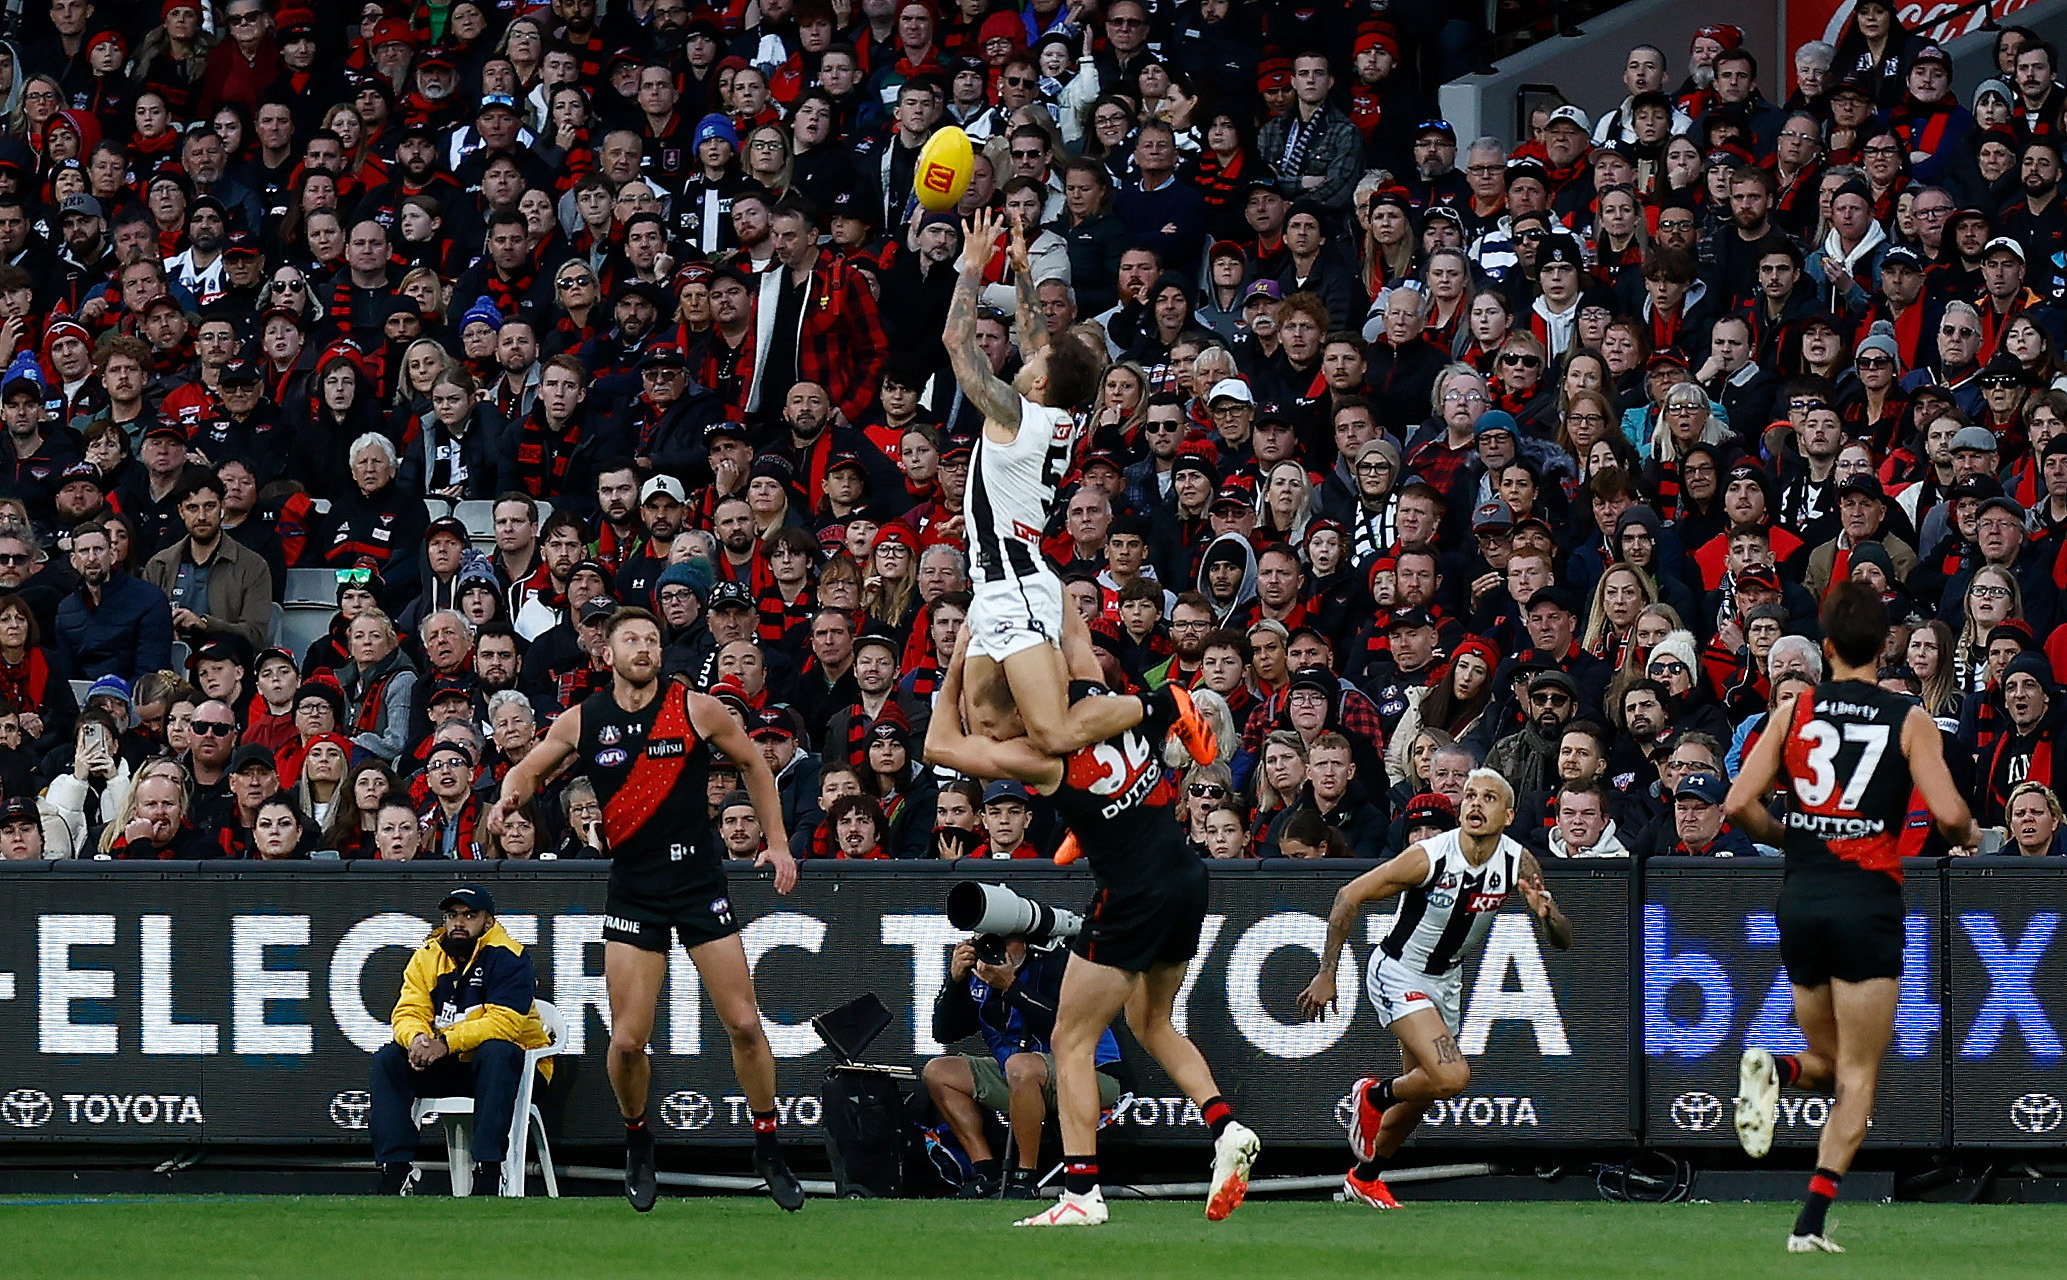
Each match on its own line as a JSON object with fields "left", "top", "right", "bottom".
{"left": 598, "top": 725, "right": 622, "bottom": 745}
{"left": 595, "top": 747, "right": 630, "bottom": 768}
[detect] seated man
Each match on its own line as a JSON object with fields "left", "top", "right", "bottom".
{"left": 922, "top": 927, "right": 1123, "bottom": 1201}
{"left": 369, "top": 885, "right": 554, "bottom": 1195}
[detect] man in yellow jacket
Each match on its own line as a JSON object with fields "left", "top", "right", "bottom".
{"left": 372, "top": 885, "right": 553, "bottom": 1195}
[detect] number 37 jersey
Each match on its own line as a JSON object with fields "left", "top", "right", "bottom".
{"left": 1779, "top": 680, "right": 1915, "bottom": 883}
{"left": 967, "top": 395, "right": 1075, "bottom": 583}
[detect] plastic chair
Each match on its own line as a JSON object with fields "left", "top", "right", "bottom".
{"left": 70, "top": 679, "right": 91, "bottom": 703}
{"left": 276, "top": 605, "right": 333, "bottom": 660}
{"left": 284, "top": 568, "right": 338, "bottom": 606}
{"left": 266, "top": 602, "right": 283, "bottom": 647}
{"left": 454, "top": 500, "right": 496, "bottom": 540}
{"left": 408, "top": 1000, "right": 566, "bottom": 1197}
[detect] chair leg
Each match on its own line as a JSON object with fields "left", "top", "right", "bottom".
{"left": 503, "top": 1110, "right": 528, "bottom": 1198}
{"left": 530, "top": 1106, "right": 559, "bottom": 1198}
{"left": 445, "top": 1118, "right": 472, "bottom": 1197}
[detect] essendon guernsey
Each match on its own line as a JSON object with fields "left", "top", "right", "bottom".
{"left": 1779, "top": 680, "right": 1916, "bottom": 882}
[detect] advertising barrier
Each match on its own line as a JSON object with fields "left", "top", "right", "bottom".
{"left": 0, "top": 861, "right": 1628, "bottom": 1149}
{"left": 0, "top": 858, "right": 2054, "bottom": 1150}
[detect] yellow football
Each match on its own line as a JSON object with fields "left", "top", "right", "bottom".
{"left": 913, "top": 125, "right": 974, "bottom": 213}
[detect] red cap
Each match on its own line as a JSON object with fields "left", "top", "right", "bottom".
{"left": 369, "top": 18, "right": 417, "bottom": 49}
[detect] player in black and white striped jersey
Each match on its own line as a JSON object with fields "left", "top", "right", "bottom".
{"left": 943, "top": 207, "right": 1212, "bottom": 766}
{"left": 1296, "top": 769, "right": 1573, "bottom": 1209}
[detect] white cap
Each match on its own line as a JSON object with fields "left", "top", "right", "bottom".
{"left": 1545, "top": 104, "right": 1592, "bottom": 132}
{"left": 1207, "top": 377, "right": 1254, "bottom": 405}
{"left": 641, "top": 475, "right": 687, "bottom": 503}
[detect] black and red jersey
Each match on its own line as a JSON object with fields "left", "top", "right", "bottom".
{"left": 1779, "top": 679, "right": 1916, "bottom": 883}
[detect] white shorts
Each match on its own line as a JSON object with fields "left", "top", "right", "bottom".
{"left": 966, "top": 570, "right": 1065, "bottom": 661}
{"left": 1366, "top": 952, "right": 1463, "bottom": 1034}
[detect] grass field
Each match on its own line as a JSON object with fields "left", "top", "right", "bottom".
{"left": 4, "top": 1197, "right": 2060, "bottom": 1280}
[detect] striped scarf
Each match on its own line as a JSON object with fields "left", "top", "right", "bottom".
{"left": 511, "top": 408, "right": 581, "bottom": 498}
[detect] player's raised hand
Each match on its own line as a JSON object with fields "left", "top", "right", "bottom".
{"left": 1007, "top": 214, "right": 1032, "bottom": 275}
{"left": 1296, "top": 967, "right": 1336, "bottom": 1020}
{"left": 758, "top": 843, "right": 799, "bottom": 894}
{"left": 484, "top": 794, "right": 518, "bottom": 837}
{"left": 1521, "top": 868, "right": 1556, "bottom": 918}
{"left": 962, "top": 207, "right": 1000, "bottom": 276}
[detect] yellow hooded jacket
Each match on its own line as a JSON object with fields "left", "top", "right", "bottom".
{"left": 390, "top": 922, "right": 554, "bottom": 1080}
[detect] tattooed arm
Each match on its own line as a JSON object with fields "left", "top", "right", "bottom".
{"left": 1009, "top": 217, "right": 1049, "bottom": 357}
{"left": 946, "top": 207, "right": 1024, "bottom": 431}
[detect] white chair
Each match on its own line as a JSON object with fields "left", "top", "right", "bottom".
{"left": 266, "top": 602, "right": 284, "bottom": 648}
{"left": 408, "top": 1000, "right": 566, "bottom": 1197}
{"left": 70, "top": 679, "right": 92, "bottom": 703}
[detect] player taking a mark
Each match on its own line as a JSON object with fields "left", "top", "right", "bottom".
{"left": 926, "top": 612, "right": 1258, "bottom": 1227}
{"left": 1298, "top": 769, "right": 1572, "bottom": 1209}
{"left": 488, "top": 607, "right": 805, "bottom": 1214}
{"left": 1725, "top": 582, "right": 1978, "bottom": 1253}
{"left": 944, "top": 207, "right": 1214, "bottom": 773}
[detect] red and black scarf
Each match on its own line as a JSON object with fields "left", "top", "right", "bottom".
{"left": 511, "top": 407, "right": 582, "bottom": 498}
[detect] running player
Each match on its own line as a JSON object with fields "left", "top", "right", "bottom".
{"left": 487, "top": 607, "right": 805, "bottom": 1214}
{"left": 924, "top": 619, "right": 1260, "bottom": 1226}
{"left": 1296, "top": 769, "right": 1572, "bottom": 1209}
{"left": 945, "top": 208, "right": 1208, "bottom": 762}
{"left": 1725, "top": 582, "right": 1978, "bottom": 1253}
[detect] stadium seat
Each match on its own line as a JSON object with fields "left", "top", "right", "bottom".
{"left": 408, "top": 1000, "right": 566, "bottom": 1197}
{"left": 284, "top": 568, "right": 337, "bottom": 606}
{"left": 276, "top": 604, "right": 333, "bottom": 662}
{"left": 454, "top": 500, "right": 495, "bottom": 540}
{"left": 69, "top": 679, "right": 91, "bottom": 704}
{"left": 267, "top": 603, "right": 283, "bottom": 648}
{"left": 424, "top": 496, "right": 454, "bottom": 521}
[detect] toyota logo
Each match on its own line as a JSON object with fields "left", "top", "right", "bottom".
{"left": 329, "top": 1091, "right": 373, "bottom": 1131}
{"left": 1669, "top": 1091, "right": 1725, "bottom": 1133}
{"left": 0, "top": 1089, "right": 52, "bottom": 1129}
{"left": 2009, "top": 1092, "right": 2063, "bottom": 1136}
{"left": 660, "top": 1091, "right": 714, "bottom": 1131}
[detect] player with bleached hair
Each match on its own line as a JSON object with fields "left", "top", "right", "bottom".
{"left": 1298, "top": 768, "right": 1573, "bottom": 1208}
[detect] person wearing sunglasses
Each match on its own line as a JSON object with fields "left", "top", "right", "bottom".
{"left": 1484, "top": 668, "right": 1581, "bottom": 799}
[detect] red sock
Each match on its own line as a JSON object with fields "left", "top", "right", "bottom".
{"left": 1202, "top": 1096, "right": 1234, "bottom": 1138}
{"left": 1776, "top": 1055, "right": 1803, "bottom": 1087}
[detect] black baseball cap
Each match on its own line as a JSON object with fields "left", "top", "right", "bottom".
{"left": 441, "top": 885, "right": 496, "bottom": 914}
{"left": 227, "top": 744, "right": 277, "bottom": 774}
{"left": 708, "top": 580, "right": 755, "bottom": 611}
{"left": 1387, "top": 606, "right": 1437, "bottom": 632}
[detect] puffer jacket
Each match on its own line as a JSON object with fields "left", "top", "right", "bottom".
{"left": 388, "top": 921, "right": 554, "bottom": 1079}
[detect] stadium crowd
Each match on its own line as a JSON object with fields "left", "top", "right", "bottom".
{"left": 1, "top": 0, "right": 2065, "bottom": 866}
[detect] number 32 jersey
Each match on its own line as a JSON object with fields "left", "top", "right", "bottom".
{"left": 967, "top": 395, "right": 1074, "bottom": 583}
{"left": 1780, "top": 680, "right": 1914, "bottom": 883}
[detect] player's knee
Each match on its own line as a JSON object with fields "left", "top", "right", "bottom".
{"left": 719, "top": 1007, "right": 768, "bottom": 1049}
{"left": 1427, "top": 1061, "right": 1471, "bottom": 1099}
{"left": 608, "top": 1029, "right": 647, "bottom": 1060}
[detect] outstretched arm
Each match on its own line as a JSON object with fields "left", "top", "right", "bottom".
{"left": 1009, "top": 217, "right": 1048, "bottom": 358}
{"left": 488, "top": 705, "right": 581, "bottom": 833}
{"left": 1296, "top": 847, "right": 1432, "bottom": 1018}
{"left": 1517, "top": 850, "right": 1573, "bottom": 950}
{"left": 945, "top": 207, "right": 1024, "bottom": 429}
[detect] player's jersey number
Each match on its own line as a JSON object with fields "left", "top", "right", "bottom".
{"left": 1793, "top": 720, "right": 1890, "bottom": 810}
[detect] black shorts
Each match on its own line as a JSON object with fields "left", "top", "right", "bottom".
{"left": 1777, "top": 873, "right": 1905, "bottom": 987}
{"left": 602, "top": 882, "right": 741, "bottom": 952}
{"left": 1071, "top": 862, "right": 1209, "bottom": 974}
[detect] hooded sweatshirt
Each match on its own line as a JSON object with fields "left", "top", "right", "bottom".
{"left": 1195, "top": 531, "right": 1258, "bottom": 625}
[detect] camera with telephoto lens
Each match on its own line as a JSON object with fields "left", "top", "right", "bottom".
{"left": 946, "top": 882, "right": 1082, "bottom": 965}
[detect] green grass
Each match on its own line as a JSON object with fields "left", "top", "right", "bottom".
{"left": 4, "top": 1197, "right": 2059, "bottom": 1279}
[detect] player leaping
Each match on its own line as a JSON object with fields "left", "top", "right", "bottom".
{"left": 925, "top": 616, "right": 1259, "bottom": 1226}
{"left": 945, "top": 207, "right": 1210, "bottom": 765}
{"left": 1725, "top": 582, "right": 1978, "bottom": 1254}
{"left": 1297, "top": 769, "right": 1572, "bottom": 1210}
{"left": 487, "top": 607, "right": 805, "bottom": 1215}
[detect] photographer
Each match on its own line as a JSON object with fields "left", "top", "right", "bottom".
{"left": 922, "top": 930, "right": 1122, "bottom": 1201}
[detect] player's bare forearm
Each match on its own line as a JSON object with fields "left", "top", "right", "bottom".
{"left": 945, "top": 273, "right": 1021, "bottom": 425}
{"left": 1320, "top": 856, "right": 1418, "bottom": 969}
{"left": 737, "top": 752, "right": 790, "bottom": 852}
{"left": 499, "top": 710, "right": 578, "bottom": 809}
{"left": 1517, "top": 852, "right": 1572, "bottom": 949}
{"left": 1014, "top": 266, "right": 1047, "bottom": 356}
